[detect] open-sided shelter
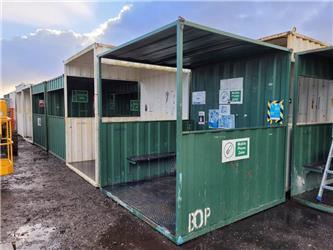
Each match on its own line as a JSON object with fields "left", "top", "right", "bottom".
{"left": 16, "top": 84, "right": 33, "bottom": 143}
{"left": 98, "top": 19, "right": 291, "bottom": 244}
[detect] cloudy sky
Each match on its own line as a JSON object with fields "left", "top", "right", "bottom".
{"left": 1, "top": 1, "right": 332, "bottom": 96}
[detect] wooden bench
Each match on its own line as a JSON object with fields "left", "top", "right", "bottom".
{"left": 127, "top": 152, "right": 176, "bottom": 165}
{"left": 303, "top": 161, "right": 326, "bottom": 174}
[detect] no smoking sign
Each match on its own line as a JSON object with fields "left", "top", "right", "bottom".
{"left": 222, "top": 138, "right": 250, "bottom": 163}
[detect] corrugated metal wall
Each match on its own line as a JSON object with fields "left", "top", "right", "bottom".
{"left": 47, "top": 75, "right": 64, "bottom": 92}
{"left": 176, "top": 51, "right": 290, "bottom": 239}
{"left": 66, "top": 118, "right": 95, "bottom": 163}
{"left": 100, "top": 121, "right": 176, "bottom": 186}
{"left": 190, "top": 52, "right": 290, "bottom": 130}
{"left": 46, "top": 75, "right": 65, "bottom": 160}
{"left": 33, "top": 114, "right": 47, "bottom": 149}
{"left": 291, "top": 54, "right": 333, "bottom": 196}
{"left": 291, "top": 124, "right": 332, "bottom": 196}
{"left": 32, "top": 83, "right": 47, "bottom": 149}
{"left": 178, "top": 127, "right": 286, "bottom": 238}
{"left": 47, "top": 116, "right": 66, "bottom": 160}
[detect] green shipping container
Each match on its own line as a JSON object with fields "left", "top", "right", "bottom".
{"left": 46, "top": 75, "right": 66, "bottom": 160}
{"left": 291, "top": 47, "right": 333, "bottom": 212}
{"left": 32, "top": 82, "right": 47, "bottom": 149}
{"left": 98, "top": 19, "right": 291, "bottom": 244}
{"left": 32, "top": 75, "right": 66, "bottom": 160}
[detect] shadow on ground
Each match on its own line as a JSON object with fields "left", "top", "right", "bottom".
{"left": 1, "top": 138, "right": 333, "bottom": 249}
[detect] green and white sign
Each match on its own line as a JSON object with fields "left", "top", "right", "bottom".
{"left": 220, "top": 77, "right": 243, "bottom": 104}
{"left": 130, "top": 99, "right": 140, "bottom": 112}
{"left": 72, "top": 90, "right": 88, "bottom": 103}
{"left": 230, "top": 90, "right": 241, "bottom": 103}
{"left": 222, "top": 137, "right": 250, "bottom": 163}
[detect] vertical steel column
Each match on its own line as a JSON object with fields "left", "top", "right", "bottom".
{"left": 95, "top": 51, "right": 102, "bottom": 186}
{"left": 175, "top": 19, "right": 184, "bottom": 243}
{"left": 44, "top": 82, "right": 49, "bottom": 152}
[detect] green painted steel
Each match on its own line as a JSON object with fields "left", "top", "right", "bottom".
{"left": 100, "top": 121, "right": 176, "bottom": 186}
{"left": 31, "top": 76, "right": 66, "bottom": 160}
{"left": 178, "top": 127, "right": 286, "bottom": 239}
{"left": 47, "top": 90, "right": 64, "bottom": 117}
{"left": 291, "top": 49, "right": 333, "bottom": 198}
{"left": 47, "top": 116, "right": 66, "bottom": 160}
{"left": 100, "top": 20, "right": 289, "bottom": 68}
{"left": 291, "top": 124, "right": 332, "bottom": 196}
{"left": 190, "top": 52, "right": 290, "bottom": 130}
{"left": 32, "top": 82, "right": 47, "bottom": 149}
{"left": 99, "top": 19, "right": 291, "bottom": 244}
{"left": 32, "top": 114, "right": 47, "bottom": 149}
{"left": 32, "top": 82, "right": 46, "bottom": 95}
{"left": 47, "top": 75, "right": 64, "bottom": 92}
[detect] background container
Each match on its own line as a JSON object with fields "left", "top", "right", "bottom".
{"left": 46, "top": 75, "right": 66, "bottom": 160}
{"left": 32, "top": 82, "right": 47, "bottom": 149}
{"left": 291, "top": 47, "right": 333, "bottom": 211}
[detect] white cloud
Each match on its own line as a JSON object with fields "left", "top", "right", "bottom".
{"left": 17, "top": 4, "right": 133, "bottom": 46}
{"left": 1, "top": 4, "right": 133, "bottom": 96}
{"left": 2, "top": 1, "right": 93, "bottom": 27}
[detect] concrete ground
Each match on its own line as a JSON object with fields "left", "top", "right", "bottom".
{"left": 1, "top": 138, "right": 333, "bottom": 249}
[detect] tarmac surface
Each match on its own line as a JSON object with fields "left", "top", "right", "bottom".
{"left": 1, "top": 138, "right": 333, "bottom": 249}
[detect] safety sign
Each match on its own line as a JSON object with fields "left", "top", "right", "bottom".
{"left": 198, "top": 111, "right": 205, "bottom": 125}
{"left": 222, "top": 137, "right": 250, "bottom": 163}
{"left": 267, "top": 100, "right": 284, "bottom": 124}
{"left": 220, "top": 77, "right": 243, "bottom": 104}
{"left": 192, "top": 91, "right": 206, "bottom": 105}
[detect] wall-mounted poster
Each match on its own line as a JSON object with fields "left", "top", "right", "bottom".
{"left": 267, "top": 100, "right": 284, "bottom": 124}
{"left": 220, "top": 77, "right": 243, "bottom": 104}
{"left": 208, "top": 109, "right": 219, "bottom": 128}
{"left": 192, "top": 91, "right": 206, "bottom": 105}
{"left": 198, "top": 111, "right": 205, "bottom": 125}
{"left": 219, "top": 115, "right": 235, "bottom": 129}
{"left": 219, "top": 90, "right": 230, "bottom": 104}
{"left": 219, "top": 105, "right": 230, "bottom": 115}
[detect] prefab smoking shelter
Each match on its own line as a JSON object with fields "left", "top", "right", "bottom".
{"left": 64, "top": 42, "right": 190, "bottom": 187}
{"left": 98, "top": 19, "right": 291, "bottom": 244}
{"left": 32, "top": 81, "right": 47, "bottom": 149}
{"left": 31, "top": 75, "right": 66, "bottom": 160}
{"left": 291, "top": 47, "right": 333, "bottom": 212}
{"left": 16, "top": 84, "right": 33, "bottom": 143}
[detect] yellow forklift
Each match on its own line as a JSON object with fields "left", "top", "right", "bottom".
{"left": 0, "top": 99, "right": 14, "bottom": 176}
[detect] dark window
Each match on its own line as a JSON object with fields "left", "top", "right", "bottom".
{"left": 67, "top": 76, "right": 94, "bottom": 117}
{"left": 32, "top": 93, "right": 45, "bottom": 114}
{"left": 102, "top": 80, "right": 140, "bottom": 117}
{"left": 47, "top": 89, "right": 64, "bottom": 117}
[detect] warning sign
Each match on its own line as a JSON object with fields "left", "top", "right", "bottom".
{"left": 222, "top": 138, "right": 250, "bottom": 163}
{"left": 267, "top": 100, "right": 284, "bottom": 124}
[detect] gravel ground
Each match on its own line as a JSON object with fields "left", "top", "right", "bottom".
{"left": 1, "top": 138, "right": 333, "bottom": 249}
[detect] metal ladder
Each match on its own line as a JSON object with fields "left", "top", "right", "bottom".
{"left": 316, "top": 133, "right": 333, "bottom": 202}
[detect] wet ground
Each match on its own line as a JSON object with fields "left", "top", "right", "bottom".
{"left": 1, "top": 138, "right": 333, "bottom": 249}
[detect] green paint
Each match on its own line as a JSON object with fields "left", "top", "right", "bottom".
{"left": 100, "top": 121, "right": 176, "bottom": 186}
{"left": 291, "top": 49, "right": 333, "bottom": 198}
{"left": 47, "top": 116, "right": 66, "bottom": 160}
{"left": 179, "top": 127, "right": 286, "bottom": 237}
{"left": 230, "top": 90, "right": 241, "bottom": 102}
{"left": 236, "top": 140, "right": 248, "bottom": 157}
{"left": 190, "top": 52, "right": 290, "bottom": 130}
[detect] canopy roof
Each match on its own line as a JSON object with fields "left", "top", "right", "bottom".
{"left": 100, "top": 19, "right": 290, "bottom": 68}
{"left": 297, "top": 46, "right": 333, "bottom": 60}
